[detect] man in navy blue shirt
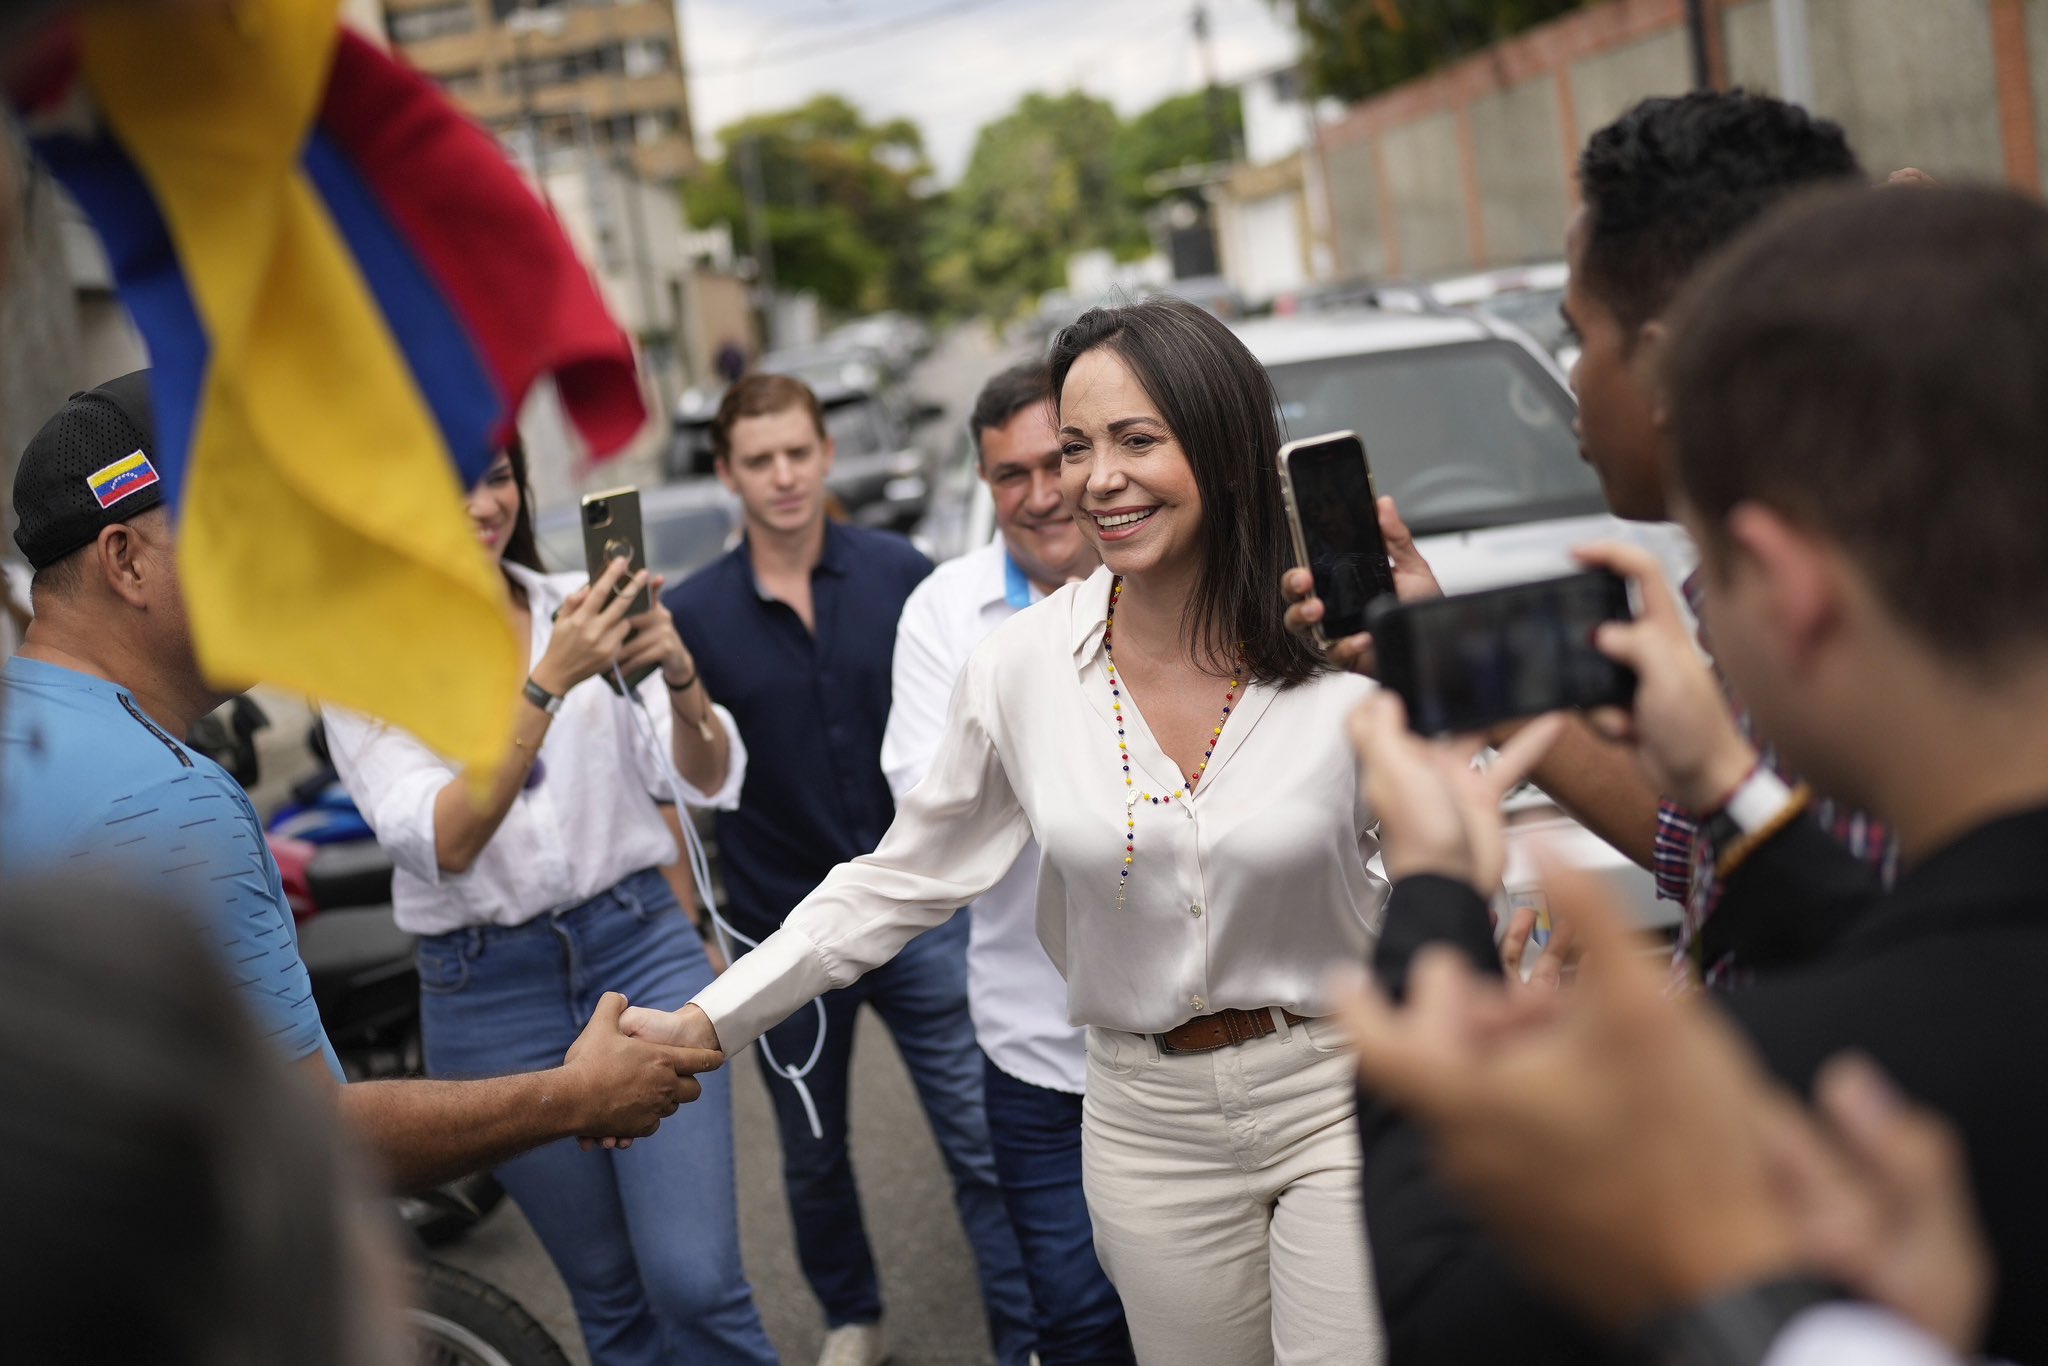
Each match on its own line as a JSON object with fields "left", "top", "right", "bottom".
{"left": 667, "top": 375, "right": 1033, "bottom": 1366}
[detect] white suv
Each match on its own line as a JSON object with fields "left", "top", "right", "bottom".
{"left": 1234, "top": 306, "right": 1694, "bottom": 933}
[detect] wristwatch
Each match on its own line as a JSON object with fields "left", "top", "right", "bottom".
{"left": 1636, "top": 1277, "right": 1852, "bottom": 1366}
{"left": 521, "top": 675, "right": 563, "bottom": 717}
{"left": 1704, "top": 764, "right": 1794, "bottom": 852}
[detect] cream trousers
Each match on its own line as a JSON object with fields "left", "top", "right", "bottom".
{"left": 1082, "top": 1013, "right": 1383, "bottom": 1366}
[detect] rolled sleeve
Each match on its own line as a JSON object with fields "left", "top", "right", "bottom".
{"left": 630, "top": 667, "right": 748, "bottom": 810}
{"left": 322, "top": 706, "right": 456, "bottom": 886}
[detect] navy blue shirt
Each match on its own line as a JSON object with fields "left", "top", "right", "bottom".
{"left": 666, "top": 522, "right": 933, "bottom": 940}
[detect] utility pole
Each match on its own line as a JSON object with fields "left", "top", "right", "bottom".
{"left": 1192, "top": 3, "right": 1232, "bottom": 164}
{"left": 737, "top": 133, "right": 778, "bottom": 344}
{"left": 1771, "top": 0, "right": 1815, "bottom": 107}
{"left": 1683, "top": 0, "right": 1713, "bottom": 90}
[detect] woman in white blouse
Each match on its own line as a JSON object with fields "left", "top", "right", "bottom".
{"left": 626, "top": 298, "right": 1387, "bottom": 1364}
{"left": 324, "top": 441, "right": 778, "bottom": 1366}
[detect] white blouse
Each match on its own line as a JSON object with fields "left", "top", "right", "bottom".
{"left": 325, "top": 562, "right": 746, "bottom": 936}
{"left": 694, "top": 565, "right": 1386, "bottom": 1053}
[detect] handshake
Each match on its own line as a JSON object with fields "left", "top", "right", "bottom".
{"left": 558, "top": 996, "right": 729, "bottom": 1150}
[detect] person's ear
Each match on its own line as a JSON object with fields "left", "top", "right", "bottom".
{"left": 712, "top": 454, "right": 738, "bottom": 497}
{"left": 94, "top": 523, "right": 151, "bottom": 610}
{"left": 1635, "top": 317, "right": 1672, "bottom": 436}
{"left": 817, "top": 432, "right": 837, "bottom": 473}
{"left": 1723, "top": 502, "right": 1843, "bottom": 674}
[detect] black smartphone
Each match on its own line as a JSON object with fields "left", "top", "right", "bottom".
{"left": 1369, "top": 570, "right": 1637, "bottom": 736}
{"left": 1277, "top": 431, "right": 1398, "bottom": 645}
{"left": 580, "top": 486, "right": 658, "bottom": 693}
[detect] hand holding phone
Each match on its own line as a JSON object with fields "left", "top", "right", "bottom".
{"left": 1569, "top": 542, "right": 1759, "bottom": 812}
{"left": 535, "top": 557, "right": 647, "bottom": 696}
{"left": 1278, "top": 432, "right": 1398, "bottom": 646}
{"left": 1282, "top": 494, "right": 1444, "bottom": 674}
{"left": 1370, "top": 569, "right": 1637, "bottom": 737}
{"left": 581, "top": 487, "right": 658, "bottom": 693}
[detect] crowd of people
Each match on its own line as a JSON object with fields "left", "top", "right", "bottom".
{"left": 4, "top": 82, "right": 2047, "bottom": 1366}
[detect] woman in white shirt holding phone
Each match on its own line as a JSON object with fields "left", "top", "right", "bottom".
{"left": 625, "top": 298, "right": 1389, "bottom": 1364}
{"left": 324, "top": 441, "right": 778, "bottom": 1366}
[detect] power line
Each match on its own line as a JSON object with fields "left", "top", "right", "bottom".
{"left": 687, "top": 0, "right": 1009, "bottom": 79}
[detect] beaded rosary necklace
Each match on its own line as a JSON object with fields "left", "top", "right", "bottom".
{"left": 1103, "top": 576, "right": 1241, "bottom": 911}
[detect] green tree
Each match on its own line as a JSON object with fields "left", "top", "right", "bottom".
{"left": 686, "top": 95, "right": 937, "bottom": 315}
{"left": 932, "top": 88, "right": 1246, "bottom": 319}
{"left": 1111, "top": 87, "right": 1243, "bottom": 204}
{"left": 1278, "top": 0, "right": 1587, "bottom": 102}
{"left": 930, "top": 91, "right": 1144, "bottom": 320}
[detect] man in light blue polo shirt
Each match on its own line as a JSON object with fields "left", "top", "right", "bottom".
{"left": 0, "top": 372, "right": 722, "bottom": 1191}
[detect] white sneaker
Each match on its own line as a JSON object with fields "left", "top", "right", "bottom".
{"left": 817, "top": 1322, "right": 889, "bottom": 1366}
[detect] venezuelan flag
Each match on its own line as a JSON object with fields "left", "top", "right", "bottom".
{"left": 13, "top": 1, "right": 648, "bottom": 777}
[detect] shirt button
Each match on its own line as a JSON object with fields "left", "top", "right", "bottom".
{"left": 1190, "top": 903, "right": 1203, "bottom": 918}
{"left": 1191, "top": 995, "right": 1206, "bottom": 1012}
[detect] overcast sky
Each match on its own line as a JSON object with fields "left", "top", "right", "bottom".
{"left": 679, "top": 0, "right": 1304, "bottom": 183}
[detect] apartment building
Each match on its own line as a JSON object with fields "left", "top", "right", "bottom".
{"left": 382, "top": 0, "right": 696, "bottom": 182}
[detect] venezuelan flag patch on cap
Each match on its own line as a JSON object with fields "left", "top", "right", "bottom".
{"left": 87, "top": 450, "right": 161, "bottom": 509}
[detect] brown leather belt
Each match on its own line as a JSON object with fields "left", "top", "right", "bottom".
{"left": 1155, "top": 1006, "right": 1316, "bottom": 1055}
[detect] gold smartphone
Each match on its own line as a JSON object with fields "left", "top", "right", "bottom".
{"left": 1276, "top": 430, "right": 1397, "bottom": 648}
{"left": 579, "top": 486, "right": 658, "bottom": 693}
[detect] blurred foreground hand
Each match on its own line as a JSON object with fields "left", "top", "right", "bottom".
{"left": 1333, "top": 865, "right": 1990, "bottom": 1352}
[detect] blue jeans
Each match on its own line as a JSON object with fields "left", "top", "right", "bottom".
{"left": 418, "top": 868, "right": 776, "bottom": 1366}
{"left": 751, "top": 911, "right": 1035, "bottom": 1364}
{"left": 981, "top": 1055, "right": 1136, "bottom": 1366}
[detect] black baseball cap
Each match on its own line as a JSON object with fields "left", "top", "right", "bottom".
{"left": 12, "top": 370, "right": 165, "bottom": 570}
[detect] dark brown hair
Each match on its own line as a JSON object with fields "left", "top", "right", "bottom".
{"left": 1666, "top": 184, "right": 2048, "bottom": 669}
{"left": 500, "top": 434, "right": 545, "bottom": 574}
{"left": 969, "top": 360, "right": 1054, "bottom": 466}
{"left": 710, "top": 373, "right": 827, "bottom": 463}
{"left": 1049, "top": 297, "right": 1323, "bottom": 688}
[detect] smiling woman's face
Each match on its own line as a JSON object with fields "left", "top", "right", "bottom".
{"left": 1058, "top": 348, "right": 1203, "bottom": 582}
{"left": 465, "top": 452, "right": 522, "bottom": 563}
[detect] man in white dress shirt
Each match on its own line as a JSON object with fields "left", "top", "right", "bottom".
{"left": 880, "top": 362, "right": 1134, "bottom": 1366}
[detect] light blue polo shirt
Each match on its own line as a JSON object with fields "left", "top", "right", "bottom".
{"left": 0, "top": 656, "right": 342, "bottom": 1078}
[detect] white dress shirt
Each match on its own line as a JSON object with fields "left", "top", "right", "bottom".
{"left": 882, "top": 539, "right": 1087, "bottom": 1095}
{"left": 325, "top": 562, "right": 747, "bottom": 936}
{"left": 695, "top": 564, "right": 1386, "bottom": 1054}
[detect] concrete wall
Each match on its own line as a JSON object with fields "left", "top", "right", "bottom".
{"left": 1314, "top": 0, "right": 2039, "bottom": 286}
{"left": 1380, "top": 112, "right": 1469, "bottom": 277}
{"left": 2031, "top": 0, "right": 2048, "bottom": 187}
{"left": 1808, "top": 0, "right": 2002, "bottom": 179}
{"left": 1721, "top": 0, "right": 1779, "bottom": 93}
{"left": 1321, "top": 136, "right": 1389, "bottom": 279}
{"left": 0, "top": 167, "right": 86, "bottom": 535}
{"left": 1469, "top": 76, "right": 1573, "bottom": 265}
{"left": 1567, "top": 27, "right": 1692, "bottom": 143}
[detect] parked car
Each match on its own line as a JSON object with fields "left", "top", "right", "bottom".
{"left": 536, "top": 476, "right": 739, "bottom": 585}
{"left": 828, "top": 312, "right": 933, "bottom": 378}
{"left": 1232, "top": 305, "right": 1692, "bottom": 931}
{"left": 662, "top": 376, "right": 932, "bottom": 534}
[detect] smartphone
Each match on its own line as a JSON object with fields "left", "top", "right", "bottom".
{"left": 1369, "top": 570, "right": 1637, "bottom": 736}
{"left": 1277, "top": 431, "right": 1398, "bottom": 645}
{"left": 579, "top": 486, "right": 657, "bottom": 693}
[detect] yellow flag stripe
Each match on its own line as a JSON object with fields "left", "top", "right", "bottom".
{"left": 81, "top": 0, "right": 519, "bottom": 776}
